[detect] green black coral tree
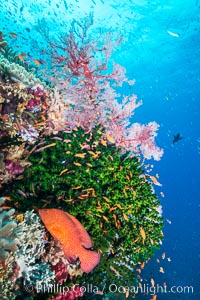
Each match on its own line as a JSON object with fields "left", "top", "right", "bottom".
{"left": 2, "top": 126, "right": 164, "bottom": 290}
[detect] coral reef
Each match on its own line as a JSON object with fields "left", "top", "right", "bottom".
{"left": 46, "top": 88, "right": 71, "bottom": 133}
{"left": 0, "top": 210, "right": 55, "bottom": 299}
{"left": 0, "top": 14, "right": 164, "bottom": 299}
{"left": 14, "top": 211, "right": 54, "bottom": 285}
{"left": 0, "top": 77, "right": 56, "bottom": 184}
{"left": 0, "top": 81, "right": 50, "bottom": 140}
{"left": 0, "top": 214, "right": 85, "bottom": 299}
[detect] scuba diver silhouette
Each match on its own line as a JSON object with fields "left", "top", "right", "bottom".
{"left": 173, "top": 133, "right": 183, "bottom": 144}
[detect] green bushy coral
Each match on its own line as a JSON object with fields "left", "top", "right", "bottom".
{"left": 2, "top": 126, "right": 163, "bottom": 291}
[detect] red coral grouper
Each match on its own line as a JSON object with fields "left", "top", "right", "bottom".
{"left": 39, "top": 208, "right": 100, "bottom": 273}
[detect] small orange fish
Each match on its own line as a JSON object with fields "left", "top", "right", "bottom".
{"left": 115, "top": 203, "right": 123, "bottom": 210}
{"left": 102, "top": 196, "right": 111, "bottom": 203}
{"left": 151, "top": 294, "right": 157, "bottom": 300}
{"left": 87, "top": 150, "right": 99, "bottom": 159}
{"left": 106, "top": 134, "right": 115, "bottom": 144}
{"left": 149, "top": 175, "right": 162, "bottom": 187}
{"left": 149, "top": 238, "right": 154, "bottom": 245}
{"left": 100, "top": 139, "right": 107, "bottom": 146}
{"left": 123, "top": 213, "right": 129, "bottom": 221}
{"left": 71, "top": 186, "right": 81, "bottom": 190}
{"left": 74, "top": 153, "right": 86, "bottom": 158}
{"left": 33, "top": 59, "right": 41, "bottom": 66}
{"left": 86, "top": 163, "right": 93, "bottom": 167}
{"left": 39, "top": 209, "right": 100, "bottom": 273}
{"left": 73, "top": 162, "right": 82, "bottom": 167}
{"left": 18, "top": 54, "right": 25, "bottom": 62}
{"left": 9, "top": 32, "right": 18, "bottom": 38}
{"left": 109, "top": 155, "right": 114, "bottom": 161}
{"left": 140, "top": 262, "right": 145, "bottom": 268}
{"left": 139, "top": 227, "right": 146, "bottom": 240}
{"left": 1, "top": 206, "right": 12, "bottom": 210}
{"left": 103, "top": 216, "right": 109, "bottom": 222}
{"left": 34, "top": 121, "right": 46, "bottom": 127}
{"left": 59, "top": 169, "right": 68, "bottom": 176}
{"left": 35, "top": 143, "right": 56, "bottom": 152}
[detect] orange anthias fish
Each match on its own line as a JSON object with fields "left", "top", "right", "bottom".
{"left": 9, "top": 32, "right": 18, "bottom": 38}
{"left": 39, "top": 209, "right": 100, "bottom": 273}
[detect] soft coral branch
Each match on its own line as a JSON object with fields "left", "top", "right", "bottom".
{"left": 46, "top": 15, "right": 163, "bottom": 160}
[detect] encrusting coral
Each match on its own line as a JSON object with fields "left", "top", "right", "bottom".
{"left": 0, "top": 207, "right": 88, "bottom": 299}
{"left": 0, "top": 197, "right": 21, "bottom": 262}
{"left": 0, "top": 55, "right": 45, "bottom": 87}
{"left": 14, "top": 211, "right": 55, "bottom": 286}
{"left": 0, "top": 210, "right": 55, "bottom": 299}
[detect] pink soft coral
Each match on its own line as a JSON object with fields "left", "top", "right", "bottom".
{"left": 45, "top": 15, "right": 163, "bottom": 160}
{"left": 5, "top": 160, "right": 24, "bottom": 175}
{"left": 52, "top": 261, "right": 69, "bottom": 284}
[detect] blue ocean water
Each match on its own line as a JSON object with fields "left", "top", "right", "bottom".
{"left": 0, "top": 0, "right": 199, "bottom": 299}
